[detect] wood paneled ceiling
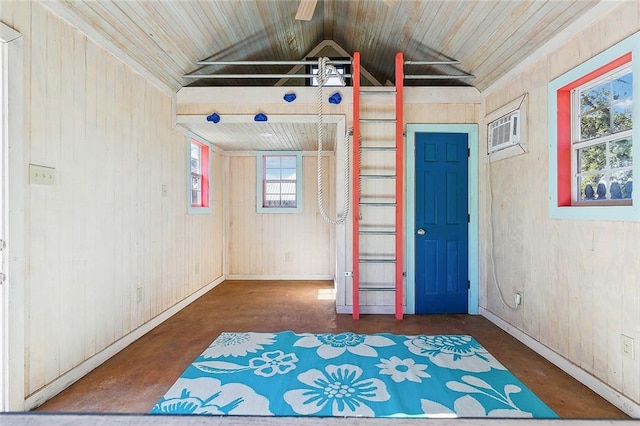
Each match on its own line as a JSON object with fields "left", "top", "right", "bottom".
{"left": 47, "top": 0, "right": 602, "bottom": 92}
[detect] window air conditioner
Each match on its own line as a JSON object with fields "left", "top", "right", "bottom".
{"left": 488, "top": 110, "right": 520, "bottom": 153}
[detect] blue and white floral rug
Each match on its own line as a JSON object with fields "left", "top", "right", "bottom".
{"left": 151, "top": 331, "right": 557, "bottom": 418}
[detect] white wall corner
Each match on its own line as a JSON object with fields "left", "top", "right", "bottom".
{"left": 481, "top": 307, "right": 640, "bottom": 418}
{"left": 23, "top": 276, "right": 225, "bottom": 410}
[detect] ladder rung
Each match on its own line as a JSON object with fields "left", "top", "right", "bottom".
{"left": 359, "top": 202, "right": 396, "bottom": 206}
{"left": 360, "top": 174, "right": 396, "bottom": 179}
{"left": 359, "top": 230, "right": 396, "bottom": 235}
{"left": 360, "top": 287, "right": 396, "bottom": 292}
{"left": 360, "top": 146, "right": 396, "bottom": 151}
{"left": 360, "top": 90, "right": 396, "bottom": 95}
{"left": 360, "top": 118, "right": 396, "bottom": 123}
{"left": 359, "top": 259, "right": 396, "bottom": 263}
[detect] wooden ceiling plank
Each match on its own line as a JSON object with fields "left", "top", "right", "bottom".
{"left": 437, "top": 0, "right": 497, "bottom": 56}
{"left": 446, "top": 1, "right": 517, "bottom": 61}
{"left": 43, "top": 1, "right": 179, "bottom": 92}
{"left": 462, "top": 0, "right": 549, "bottom": 71}
{"left": 169, "top": 1, "right": 227, "bottom": 61}
{"left": 48, "top": 0, "right": 605, "bottom": 91}
{"left": 146, "top": 2, "right": 248, "bottom": 86}
{"left": 148, "top": 1, "right": 213, "bottom": 62}
{"left": 113, "top": 2, "right": 192, "bottom": 69}
{"left": 196, "top": 0, "right": 235, "bottom": 51}
{"left": 428, "top": 0, "right": 468, "bottom": 50}
{"left": 473, "top": 0, "right": 599, "bottom": 88}
{"left": 87, "top": 0, "right": 190, "bottom": 89}
{"left": 323, "top": 0, "right": 334, "bottom": 40}
{"left": 82, "top": 0, "right": 182, "bottom": 76}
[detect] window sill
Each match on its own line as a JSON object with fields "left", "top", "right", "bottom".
{"left": 550, "top": 201, "right": 638, "bottom": 221}
{"left": 188, "top": 206, "right": 211, "bottom": 215}
{"left": 572, "top": 200, "right": 632, "bottom": 207}
{"left": 257, "top": 207, "right": 302, "bottom": 214}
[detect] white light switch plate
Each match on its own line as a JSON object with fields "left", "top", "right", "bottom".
{"left": 29, "top": 164, "right": 56, "bottom": 186}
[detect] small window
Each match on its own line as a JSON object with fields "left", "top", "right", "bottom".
{"left": 310, "top": 64, "right": 345, "bottom": 86}
{"left": 257, "top": 151, "right": 302, "bottom": 214}
{"left": 188, "top": 134, "right": 211, "bottom": 214}
{"left": 307, "top": 57, "right": 350, "bottom": 87}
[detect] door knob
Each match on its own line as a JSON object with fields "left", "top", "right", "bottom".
{"left": 417, "top": 228, "right": 426, "bottom": 235}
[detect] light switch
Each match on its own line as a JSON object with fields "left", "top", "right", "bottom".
{"left": 29, "top": 164, "right": 56, "bottom": 186}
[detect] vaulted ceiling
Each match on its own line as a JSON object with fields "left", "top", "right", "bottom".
{"left": 47, "top": 0, "right": 602, "bottom": 92}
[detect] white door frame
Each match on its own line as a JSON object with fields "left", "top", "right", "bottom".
{"left": 0, "top": 22, "right": 25, "bottom": 411}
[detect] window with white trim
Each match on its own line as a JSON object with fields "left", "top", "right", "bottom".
{"left": 573, "top": 66, "right": 632, "bottom": 203}
{"left": 188, "top": 134, "right": 211, "bottom": 214}
{"left": 256, "top": 152, "right": 302, "bottom": 214}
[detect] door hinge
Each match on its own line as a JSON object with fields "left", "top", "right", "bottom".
{"left": 467, "top": 147, "right": 470, "bottom": 157}
{"left": 0, "top": 239, "right": 5, "bottom": 250}
{"left": 468, "top": 280, "right": 471, "bottom": 289}
{"left": 0, "top": 272, "right": 5, "bottom": 284}
{"left": 467, "top": 213, "right": 470, "bottom": 223}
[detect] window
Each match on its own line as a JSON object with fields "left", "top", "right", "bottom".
{"left": 307, "top": 57, "right": 350, "bottom": 87}
{"left": 573, "top": 66, "right": 632, "bottom": 203}
{"left": 548, "top": 32, "right": 639, "bottom": 221}
{"left": 188, "top": 134, "right": 211, "bottom": 214}
{"left": 256, "top": 151, "right": 302, "bottom": 214}
{"left": 310, "top": 65, "right": 345, "bottom": 86}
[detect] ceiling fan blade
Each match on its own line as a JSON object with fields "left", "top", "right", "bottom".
{"left": 295, "top": 0, "right": 317, "bottom": 21}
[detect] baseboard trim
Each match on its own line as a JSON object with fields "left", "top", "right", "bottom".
{"left": 226, "top": 274, "right": 334, "bottom": 280}
{"left": 24, "top": 276, "right": 225, "bottom": 410}
{"left": 480, "top": 307, "right": 640, "bottom": 418}
{"left": 336, "top": 305, "right": 403, "bottom": 315}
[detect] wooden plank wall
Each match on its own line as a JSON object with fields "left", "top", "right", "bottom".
{"left": 0, "top": 1, "right": 224, "bottom": 402}
{"left": 480, "top": 1, "right": 640, "bottom": 407}
{"left": 226, "top": 155, "right": 335, "bottom": 278}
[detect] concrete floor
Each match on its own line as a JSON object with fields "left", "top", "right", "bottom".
{"left": 36, "top": 280, "right": 628, "bottom": 418}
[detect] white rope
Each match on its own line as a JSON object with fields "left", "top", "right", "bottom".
{"left": 316, "top": 57, "right": 351, "bottom": 225}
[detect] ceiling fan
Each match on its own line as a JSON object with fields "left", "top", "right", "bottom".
{"left": 295, "top": 0, "right": 317, "bottom": 21}
{"left": 295, "top": 0, "right": 398, "bottom": 21}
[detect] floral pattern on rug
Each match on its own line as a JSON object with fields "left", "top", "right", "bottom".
{"left": 151, "top": 331, "right": 557, "bottom": 418}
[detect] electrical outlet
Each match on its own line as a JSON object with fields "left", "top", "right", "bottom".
{"left": 29, "top": 164, "right": 56, "bottom": 186}
{"left": 161, "top": 184, "right": 168, "bottom": 197}
{"left": 514, "top": 292, "right": 523, "bottom": 308}
{"left": 136, "top": 287, "right": 143, "bottom": 303}
{"left": 621, "top": 334, "right": 635, "bottom": 359}
{"left": 195, "top": 263, "right": 200, "bottom": 274}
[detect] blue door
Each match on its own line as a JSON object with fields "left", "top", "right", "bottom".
{"left": 415, "top": 132, "right": 468, "bottom": 314}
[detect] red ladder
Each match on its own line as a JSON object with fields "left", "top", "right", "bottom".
{"left": 352, "top": 52, "right": 404, "bottom": 320}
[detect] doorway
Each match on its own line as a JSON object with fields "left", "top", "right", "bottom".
{"left": 406, "top": 124, "right": 478, "bottom": 315}
{"left": 0, "top": 22, "right": 24, "bottom": 410}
